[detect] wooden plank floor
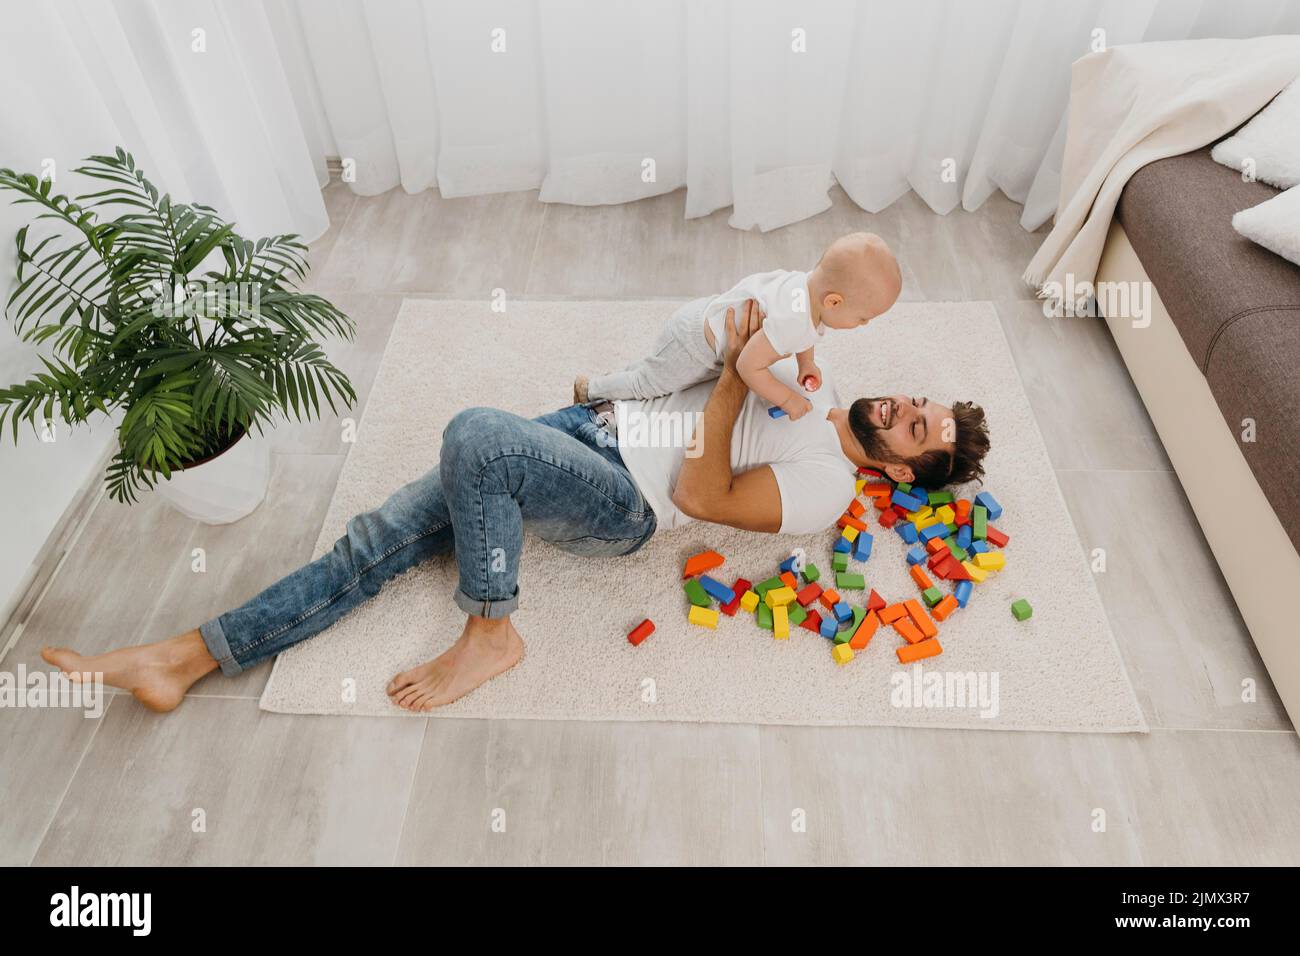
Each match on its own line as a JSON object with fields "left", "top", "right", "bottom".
{"left": 4, "top": 182, "right": 1297, "bottom": 866}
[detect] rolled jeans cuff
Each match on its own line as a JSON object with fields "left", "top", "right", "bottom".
{"left": 454, "top": 586, "right": 519, "bottom": 620}
{"left": 199, "top": 617, "right": 244, "bottom": 677}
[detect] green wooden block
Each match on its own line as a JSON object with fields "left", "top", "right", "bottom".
{"left": 788, "top": 603, "right": 808, "bottom": 628}
{"left": 833, "top": 626, "right": 853, "bottom": 644}
{"left": 835, "top": 572, "right": 865, "bottom": 590}
{"left": 684, "top": 578, "right": 711, "bottom": 607}
{"left": 896, "top": 481, "right": 912, "bottom": 493}
{"left": 922, "top": 586, "right": 943, "bottom": 608}
{"left": 928, "top": 490, "right": 954, "bottom": 506}
{"left": 802, "top": 562, "right": 821, "bottom": 583}
{"left": 755, "top": 575, "right": 784, "bottom": 598}
{"left": 757, "top": 602, "right": 774, "bottom": 629}
{"left": 973, "top": 505, "right": 988, "bottom": 541}
{"left": 850, "top": 606, "right": 865, "bottom": 634}
{"left": 945, "top": 522, "right": 958, "bottom": 535}
{"left": 832, "top": 552, "right": 848, "bottom": 572}
{"left": 1011, "top": 598, "right": 1033, "bottom": 621}
{"left": 945, "top": 538, "right": 968, "bottom": 562}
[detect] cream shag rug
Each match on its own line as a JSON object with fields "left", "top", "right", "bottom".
{"left": 261, "top": 300, "right": 1146, "bottom": 733}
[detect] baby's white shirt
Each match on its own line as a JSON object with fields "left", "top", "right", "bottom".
{"left": 702, "top": 270, "right": 822, "bottom": 359}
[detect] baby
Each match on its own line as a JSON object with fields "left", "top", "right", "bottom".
{"left": 575, "top": 232, "right": 902, "bottom": 419}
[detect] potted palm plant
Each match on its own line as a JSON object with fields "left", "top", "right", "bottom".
{"left": 0, "top": 148, "right": 355, "bottom": 523}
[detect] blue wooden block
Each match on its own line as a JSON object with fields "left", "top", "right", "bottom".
{"left": 969, "top": 540, "right": 990, "bottom": 554}
{"left": 974, "top": 491, "right": 1002, "bottom": 520}
{"left": 853, "top": 532, "right": 873, "bottom": 561}
{"left": 891, "top": 489, "right": 925, "bottom": 512}
{"left": 956, "top": 524, "right": 973, "bottom": 549}
{"left": 954, "top": 580, "right": 974, "bottom": 608}
{"left": 910, "top": 486, "right": 929, "bottom": 504}
{"left": 906, "top": 544, "right": 926, "bottom": 565}
{"left": 895, "top": 521, "right": 918, "bottom": 544}
{"left": 768, "top": 405, "right": 787, "bottom": 419}
{"left": 833, "top": 536, "right": 852, "bottom": 554}
{"left": 779, "top": 555, "right": 798, "bottom": 573}
{"left": 919, "top": 522, "right": 948, "bottom": 543}
{"left": 819, "top": 616, "right": 838, "bottom": 639}
{"left": 698, "top": 575, "right": 735, "bottom": 605}
{"left": 833, "top": 601, "right": 853, "bottom": 624}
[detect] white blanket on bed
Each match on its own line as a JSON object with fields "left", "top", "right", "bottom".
{"left": 1024, "top": 36, "right": 1300, "bottom": 301}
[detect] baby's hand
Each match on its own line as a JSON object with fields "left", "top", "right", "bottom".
{"left": 799, "top": 364, "right": 822, "bottom": 392}
{"left": 782, "top": 394, "right": 814, "bottom": 421}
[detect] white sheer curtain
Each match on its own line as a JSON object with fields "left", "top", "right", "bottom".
{"left": 279, "top": 0, "right": 1300, "bottom": 232}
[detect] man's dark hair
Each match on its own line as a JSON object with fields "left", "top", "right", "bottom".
{"left": 906, "top": 400, "right": 990, "bottom": 488}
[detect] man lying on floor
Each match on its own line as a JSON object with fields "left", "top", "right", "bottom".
{"left": 43, "top": 301, "right": 990, "bottom": 713}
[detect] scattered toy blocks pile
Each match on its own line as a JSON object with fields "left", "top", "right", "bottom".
{"left": 632, "top": 476, "right": 1025, "bottom": 668}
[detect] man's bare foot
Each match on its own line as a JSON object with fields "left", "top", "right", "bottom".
{"left": 386, "top": 615, "right": 524, "bottom": 712}
{"left": 41, "top": 630, "right": 218, "bottom": 713}
{"left": 573, "top": 375, "right": 590, "bottom": 404}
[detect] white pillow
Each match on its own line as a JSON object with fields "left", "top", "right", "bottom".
{"left": 1233, "top": 186, "right": 1300, "bottom": 267}
{"left": 1212, "top": 78, "right": 1300, "bottom": 188}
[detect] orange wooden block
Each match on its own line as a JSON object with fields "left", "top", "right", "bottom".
{"left": 897, "top": 638, "right": 942, "bottom": 663}
{"left": 894, "top": 619, "right": 925, "bottom": 644}
{"left": 904, "top": 599, "right": 938, "bottom": 638}
{"left": 819, "top": 589, "right": 841, "bottom": 611}
{"left": 780, "top": 571, "right": 798, "bottom": 589}
{"left": 682, "top": 550, "right": 724, "bottom": 579}
{"left": 909, "top": 565, "right": 934, "bottom": 591}
{"left": 847, "top": 499, "right": 866, "bottom": 518}
{"left": 873, "top": 496, "right": 892, "bottom": 512}
{"left": 931, "top": 595, "right": 959, "bottom": 621}
{"left": 849, "top": 610, "right": 879, "bottom": 650}
{"left": 865, "top": 482, "right": 892, "bottom": 497}
{"left": 879, "top": 603, "right": 907, "bottom": 624}
{"left": 926, "top": 537, "right": 947, "bottom": 555}
{"left": 838, "top": 514, "right": 868, "bottom": 532}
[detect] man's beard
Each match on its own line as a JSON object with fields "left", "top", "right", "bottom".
{"left": 848, "top": 397, "right": 905, "bottom": 464}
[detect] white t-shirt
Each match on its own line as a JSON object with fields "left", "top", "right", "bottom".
{"left": 702, "top": 270, "right": 823, "bottom": 359}
{"left": 614, "top": 358, "right": 857, "bottom": 534}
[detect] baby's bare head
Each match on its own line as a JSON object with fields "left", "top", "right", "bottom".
{"left": 811, "top": 232, "right": 902, "bottom": 329}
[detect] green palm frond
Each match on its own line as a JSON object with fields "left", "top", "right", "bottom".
{"left": 0, "top": 147, "right": 356, "bottom": 502}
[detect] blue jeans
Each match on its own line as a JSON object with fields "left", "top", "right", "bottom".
{"left": 199, "top": 404, "right": 657, "bottom": 676}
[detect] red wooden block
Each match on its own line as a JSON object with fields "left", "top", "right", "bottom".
{"left": 627, "top": 619, "right": 655, "bottom": 646}
{"left": 947, "top": 561, "right": 973, "bottom": 581}
{"left": 927, "top": 551, "right": 949, "bottom": 571}
{"left": 801, "top": 609, "right": 824, "bottom": 634}
{"left": 986, "top": 525, "right": 1010, "bottom": 547}
{"left": 878, "top": 509, "right": 899, "bottom": 529}
{"left": 720, "top": 577, "right": 752, "bottom": 616}
{"left": 932, "top": 555, "right": 959, "bottom": 580}
{"left": 866, "top": 589, "right": 886, "bottom": 612}
{"left": 796, "top": 583, "right": 823, "bottom": 607}
{"left": 873, "top": 495, "right": 893, "bottom": 512}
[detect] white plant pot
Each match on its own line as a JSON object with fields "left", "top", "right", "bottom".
{"left": 154, "top": 432, "right": 271, "bottom": 524}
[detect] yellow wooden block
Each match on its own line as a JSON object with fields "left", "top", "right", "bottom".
{"left": 765, "top": 586, "right": 796, "bottom": 608}
{"left": 961, "top": 561, "right": 989, "bottom": 583}
{"left": 910, "top": 505, "right": 933, "bottom": 523}
{"left": 842, "top": 526, "right": 859, "bottom": 543}
{"left": 773, "top": 604, "right": 789, "bottom": 639}
{"left": 973, "top": 551, "right": 1005, "bottom": 571}
{"left": 936, "top": 504, "right": 955, "bottom": 525}
{"left": 688, "top": 606, "right": 719, "bottom": 629}
{"left": 855, "top": 478, "right": 865, "bottom": 495}
{"left": 832, "top": 643, "right": 854, "bottom": 665}
{"left": 740, "top": 590, "right": 759, "bottom": 612}
{"left": 914, "top": 515, "right": 940, "bottom": 530}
